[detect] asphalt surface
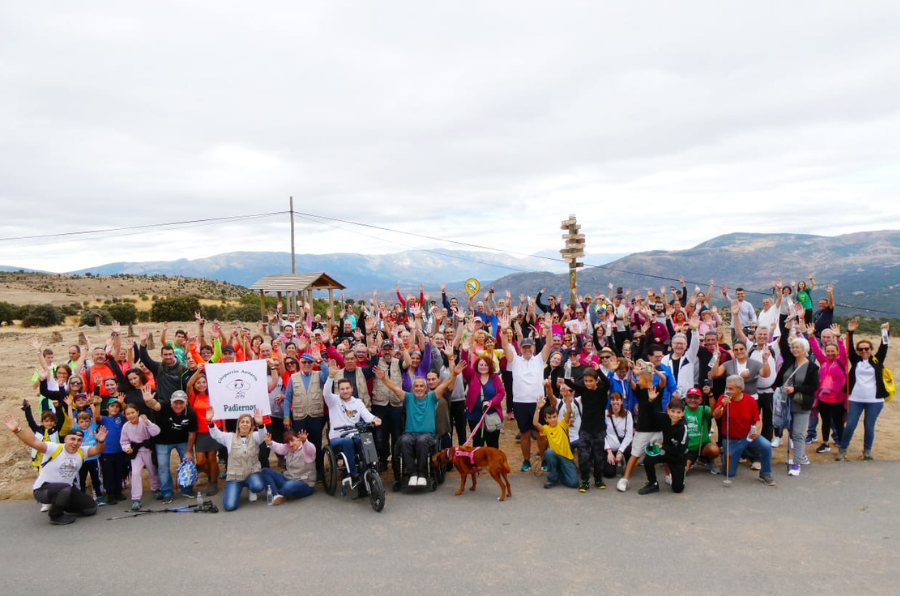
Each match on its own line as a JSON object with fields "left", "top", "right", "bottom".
{"left": 2, "top": 461, "right": 898, "bottom": 595}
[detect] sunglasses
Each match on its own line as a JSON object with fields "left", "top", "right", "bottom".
{"left": 857, "top": 347, "right": 872, "bottom": 352}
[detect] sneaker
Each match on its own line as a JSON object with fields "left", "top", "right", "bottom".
{"left": 162, "top": 495, "right": 173, "bottom": 505}
{"left": 417, "top": 476, "right": 427, "bottom": 487}
{"left": 408, "top": 475, "right": 419, "bottom": 487}
{"left": 50, "top": 513, "right": 77, "bottom": 525}
{"left": 758, "top": 473, "right": 776, "bottom": 486}
{"left": 638, "top": 482, "right": 659, "bottom": 495}
{"left": 665, "top": 474, "right": 672, "bottom": 486}
{"left": 249, "top": 491, "right": 258, "bottom": 502}
{"left": 40, "top": 503, "right": 51, "bottom": 513}
{"left": 206, "top": 484, "right": 218, "bottom": 496}
{"left": 616, "top": 478, "right": 628, "bottom": 492}
{"left": 272, "top": 494, "right": 286, "bottom": 506}
{"left": 541, "top": 461, "right": 549, "bottom": 472}
{"left": 95, "top": 495, "right": 106, "bottom": 506}
{"left": 515, "top": 432, "right": 521, "bottom": 443}
{"left": 751, "top": 462, "right": 762, "bottom": 471}
{"left": 182, "top": 490, "right": 197, "bottom": 499}
{"left": 131, "top": 500, "right": 142, "bottom": 511}
{"left": 709, "top": 460, "right": 721, "bottom": 475}
{"left": 863, "top": 450, "right": 875, "bottom": 461}
{"left": 835, "top": 449, "right": 847, "bottom": 461}
{"left": 595, "top": 478, "right": 606, "bottom": 489}
{"left": 799, "top": 455, "right": 810, "bottom": 465}
{"left": 816, "top": 443, "right": 831, "bottom": 454}
{"left": 154, "top": 490, "right": 164, "bottom": 501}
{"left": 578, "top": 480, "right": 589, "bottom": 493}
{"left": 788, "top": 464, "right": 801, "bottom": 476}
{"left": 544, "top": 481, "right": 557, "bottom": 489}
{"left": 771, "top": 437, "right": 782, "bottom": 448}
{"left": 113, "top": 493, "right": 127, "bottom": 502}
{"left": 520, "top": 460, "right": 531, "bottom": 472}
{"left": 219, "top": 472, "right": 227, "bottom": 479}
{"left": 805, "top": 436, "right": 815, "bottom": 445}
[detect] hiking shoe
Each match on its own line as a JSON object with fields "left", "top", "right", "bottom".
{"left": 578, "top": 480, "right": 589, "bottom": 493}
{"left": 638, "top": 482, "right": 659, "bottom": 495}
{"left": 616, "top": 478, "right": 628, "bottom": 492}
{"left": 771, "top": 437, "right": 782, "bottom": 448}
{"left": 131, "top": 500, "right": 142, "bottom": 511}
{"left": 863, "top": 450, "right": 875, "bottom": 461}
{"left": 544, "top": 481, "right": 557, "bottom": 489}
{"left": 50, "top": 513, "right": 77, "bottom": 525}
{"left": 816, "top": 443, "right": 831, "bottom": 454}
{"left": 758, "top": 473, "right": 776, "bottom": 486}
{"left": 835, "top": 449, "right": 848, "bottom": 461}
{"left": 520, "top": 460, "right": 531, "bottom": 472}
{"left": 788, "top": 464, "right": 801, "bottom": 477}
{"left": 799, "top": 455, "right": 810, "bottom": 465}
{"left": 595, "top": 478, "right": 606, "bottom": 489}
{"left": 709, "top": 460, "right": 721, "bottom": 475}
{"left": 751, "top": 462, "right": 762, "bottom": 471}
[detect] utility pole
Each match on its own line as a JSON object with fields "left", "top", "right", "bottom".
{"left": 290, "top": 196, "right": 296, "bottom": 313}
{"left": 560, "top": 215, "right": 585, "bottom": 307}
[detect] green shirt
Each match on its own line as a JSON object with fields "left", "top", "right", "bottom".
{"left": 684, "top": 405, "right": 711, "bottom": 451}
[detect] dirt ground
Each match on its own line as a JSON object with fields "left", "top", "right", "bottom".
{"left": 1, "top": 322, "right": 897, "bottom": 499}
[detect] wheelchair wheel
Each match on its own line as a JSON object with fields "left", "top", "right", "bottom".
{"left": 365, "top": 469, "right": 385, "bottom": 512}
{"left": 323, "top": 446, "right": 339, "bottom": 496}
{"left": 435, "top": 461, "right": 446, "bottom": 485}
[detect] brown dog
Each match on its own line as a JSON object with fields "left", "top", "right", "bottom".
{"left": 432, "top": 445, "right": 512, "bottom": 501}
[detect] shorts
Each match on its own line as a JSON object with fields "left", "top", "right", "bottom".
{"left": 630, "top": 431, "right": 663, "bottom": 458}
{"left": 513, "top": 402, "right": 538, "bottom": 434}
{"left": 686, "top": 448, "right": 702, "bottom": 463}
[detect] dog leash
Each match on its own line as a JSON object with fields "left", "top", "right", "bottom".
{"left": 463, "top": 408, "right": 491, "bottom": 447}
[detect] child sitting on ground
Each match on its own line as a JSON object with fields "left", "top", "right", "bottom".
{"left": 533, "top": 394, "right": 576, "bottom": 489}
{"left": 639, "top": 393, "right": 688, "bottom": 495}
{"left": 683, "top": 387, "right": 721, "bottom": 475}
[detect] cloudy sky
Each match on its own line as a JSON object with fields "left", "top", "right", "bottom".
{"left": 2, "top": 1, "right": 899, "bottom": 272}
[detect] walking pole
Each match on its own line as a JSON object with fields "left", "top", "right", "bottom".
{"left": 723, "top": 400, "right": 732, "bottom": 487}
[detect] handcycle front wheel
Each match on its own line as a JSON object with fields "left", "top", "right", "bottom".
{"left": 365, "top": 468, "right": 385, "bottom": 512}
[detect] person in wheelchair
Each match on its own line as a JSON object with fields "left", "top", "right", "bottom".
{"left": 374, "top": 352, "right": 464, "bottom": 487}
{"left": 323, "top": 375, "right": 381, "bottom": 486}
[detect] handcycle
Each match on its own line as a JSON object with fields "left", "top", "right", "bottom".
{"left": 322, "top": 422, "right": 385, "bottom": 512}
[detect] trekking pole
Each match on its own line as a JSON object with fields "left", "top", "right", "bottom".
{"left": 723, "top": 401, "right": 732, "bottom": 487}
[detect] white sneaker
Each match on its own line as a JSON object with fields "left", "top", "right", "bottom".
{"left": 40, "top": 504, "right": 51, "bottom": 513}
{"left": 665, "top": 474, "right": 672, "bottom": 486}
{"left": 771, "top": 437, "right": 782, "bottom": 448}
{"left": 408, "top": 475, "right": 418, "bottom": 487}
{"left": 417, "top": 476, "right": 427, "bottom": 487}
{"left": 616, "top": 478, "right": 628, "bottom": 492}
{"left": 751, "top": 462, "right": 762, "bottom": 471}
{"left": 249, "top": 491, "right": 258, "bottom": 502}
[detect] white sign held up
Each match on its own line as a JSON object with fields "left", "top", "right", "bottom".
{"left": 205, "top": 360, "right": 270, "bottom": 420}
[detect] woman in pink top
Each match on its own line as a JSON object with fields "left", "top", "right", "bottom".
{"left": 809, "top": 324, "right": 848, "bottom": 454}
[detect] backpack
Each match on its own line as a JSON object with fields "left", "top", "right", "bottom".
{"left": 872, "top": 357, "right": 895, "bottom": 402}
{"left": 177, "top": 459, "right": 198, "bottom": 488}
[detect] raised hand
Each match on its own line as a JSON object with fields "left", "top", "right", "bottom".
{"left": 372, "top": 365, "right": 385, "bottom": 380}
{"left": 2, "top": 413, "right": 19, "bottom": 431}
{"left": 440, "top": 282, "right": 446, "bottom": 292}
{"left": 139, "top": 327, "right": 149, "bottom": 343}
{"left": 298, "top": 429, "right": 308, "bottom": 442}
{"left": 830, "top": 323, "right": 841, "bottom": 335}
{"left": 253, "top": 408, "right": 264, "bottom": 426}
{"left": 206, "top": 406, "right": 215, "bottom": 423}
{"left": 162, "top": 321, "right": 169, "bottom": 332}
{"left": 30, "top": 338, "right": 42, "bottom": 351}
{"left": 139, "top": 414, "right": 149, "bottom": 425}
{"left": 111, "top": 320, "right": 121, "bottom": 335}
{"left": 648, "top": 386, "right": 659, "bottom": 401}
{"left": 95, "top": 425, "right": 108, "bottom": 442}
{"left": 453, "top": 359, "right": 466, "bottom": 375}
{"left": 141, "top": 385, "right": 153, "bottom": 403}
{"left": 827, "top": 284, "right": 834, "bottom": 293}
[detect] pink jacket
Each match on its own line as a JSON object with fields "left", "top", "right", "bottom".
{"left": 810, "top": 337, "right": 848, "bottom": 404}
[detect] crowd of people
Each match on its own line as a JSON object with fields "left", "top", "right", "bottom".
{"left": 6, "top": 275, "right": 893, "bottom": 525}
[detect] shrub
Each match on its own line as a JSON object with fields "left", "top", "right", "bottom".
{"left": 21, "top": 304, "right": 65, "bottom": 328}
{"left": 108, "top": 303, "right": 138, "bottom": 325}
{"left": 0, "top": 301, "right": 18, "bottom": 325}
{"left": 151, "top": 296, "right": 201, "bottom": 322}
{"left": 80, "top": 309, "right": 113, "bottom": 326}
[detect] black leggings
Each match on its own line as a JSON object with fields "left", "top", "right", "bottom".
{"left": 468, "top": 419, "right": 499, "bottom": 448}
{"left": 450, "top": 401, "right": 468, "bottom": 446}
{"left": 817, "top": 401, "right": 845, "bottom": 444}
{"left": 501, "top": 370, "right": 514, "bottom": 414}
{"left": 78, "top": 459, "right": 102, "bottom": 496}
{"left": 757, "top": 391, "right": 774, "bottom": 441}
{"left": 644, "top": 454, "right": 685, "bottom": 493}
{"left": 602, "top": 446, "right": 632, "bottom": 478}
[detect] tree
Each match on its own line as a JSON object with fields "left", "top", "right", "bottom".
{"left": 107, "top": 303, "right": 138, "bottom": 325}
{"left": 21, "top": 304, "right": 64, "bottom": 328}
{"left": 150, "top": 296, "right": 201, "bottom": 322}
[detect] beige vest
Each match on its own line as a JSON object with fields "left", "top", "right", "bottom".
{"left": 227, "top": 432, "right": 261, "bottom": 482}
{"left": 339, "top": 367, "right": 371, "bottom": 409}
{"left": 290, "top": 372, "right": 325, "bottom": 420}
{"left": 284, "top": 446, "right": 317, "bottom": 484}
{"left": 371, "top": 358, "right": 404, "bottom": 407}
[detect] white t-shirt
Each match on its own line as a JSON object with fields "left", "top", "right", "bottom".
{"left": 324, "top": 379, "right": 375, "bottom": 439}
{"left": 510, "top": 353, "right": 546, "bottom": 403}
{"left": 33, "top": 442, "right": 84, "bottom": 489}
{"left": 850, "top": 362, "right": 878, "bottom": 403}
{"left": 558, "top": 397, "right": 582, "bottom": 443}
{"left": 749, "top": 348, "right": 777, "bottom": 391}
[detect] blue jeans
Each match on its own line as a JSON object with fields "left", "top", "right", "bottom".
{"left": 155, "top": 442, "right": 187, "bottom": 498}
{"left": 545, "top": 449, "right": 579, "bottom": 488}
{"left": 720, "top": 435, "right": 772, "bottom": 477}
{"left": 222, "top": 473, "right": 265, "bottom": 512}
{"left": 841, "top": 401, "right": 884, "bottom": 451}
{"left": 330, "top": 436, "right": 362, "bottom": 477}
{"left": 260, "top": 468, "right": 314, "bottom": 500}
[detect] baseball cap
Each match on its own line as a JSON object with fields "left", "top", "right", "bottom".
{"left": 171, "top": 390, "right": 188, "bottom": 403}
{"left": 686, "top": 387, "right": 703, "bottom": 398}
{"left": 381, "top": 340, "right": 394, "bottom": 348}
{"left": 67, "top": 429, "right": 85, "bottom": 439}
{"left": 107, "top": 397, "right": 120, "bottom": 406}
{"left": 520, "top": 338, "right": 535, "bottom": 347}
{"left": 221, "top": 345, "right": 235, "bottom": 353}
{"left": 300, "top": 353, "right": 316, "bottom": 362}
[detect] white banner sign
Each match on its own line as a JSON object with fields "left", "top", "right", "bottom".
{"left": 206, "top": 360, "right": 271, "bottom": 420}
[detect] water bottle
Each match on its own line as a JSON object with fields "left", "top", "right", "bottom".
{"left": 882, "top": 328, "right": 889, "bottom": 344}
{"left": 565, "top": 360, "right": 572, "bottom": 380}
{"left": 196, "top": 491, "right": 203, "bottom": 507}
{"left": 266, "top": 486, "right": 274, "bottom": 506}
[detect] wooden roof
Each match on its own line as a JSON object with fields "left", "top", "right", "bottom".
{"left": 248, "top": 272, "right": 345, "bottom": 292}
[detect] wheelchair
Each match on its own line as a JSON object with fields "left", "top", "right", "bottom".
{"left": 322, "top": 422, "right": 385, "bottom": 512}
{"left": 391, "top": 433, "right": 446, "bottom": 492}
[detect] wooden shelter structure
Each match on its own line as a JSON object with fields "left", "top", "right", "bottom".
{"left": 248, "top": 273, "right": 346, "bottom": 319}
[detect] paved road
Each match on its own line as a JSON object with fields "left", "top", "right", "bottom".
{"left": 2, "top": 461, "right": 898, "bottom": 595}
